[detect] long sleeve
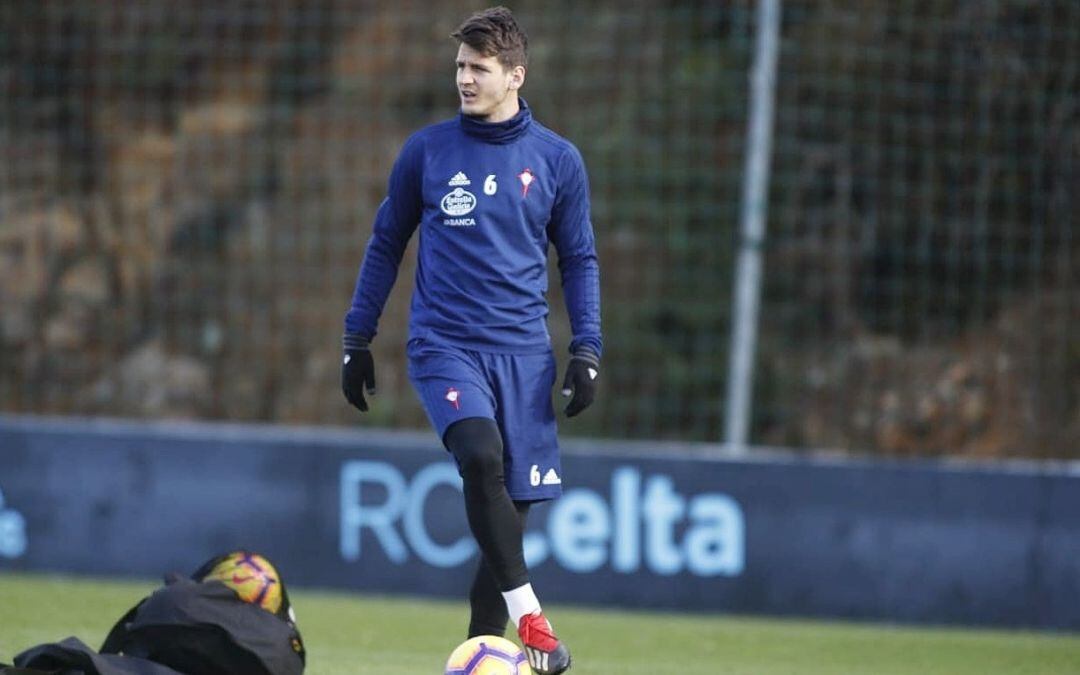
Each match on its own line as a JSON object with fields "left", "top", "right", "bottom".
{"left": 549, "top": 145, "right": 602, "bottom": 357}
{"left": 343, "top": 135, "right": 424, "bottom": 340}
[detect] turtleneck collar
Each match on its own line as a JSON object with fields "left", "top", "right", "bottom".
{"left": 458, "top": 98, "right": 532, "bottom": 144}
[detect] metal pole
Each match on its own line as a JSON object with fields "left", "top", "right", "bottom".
{"left": 725, "top": 0, "right": 782, "bottom": 452}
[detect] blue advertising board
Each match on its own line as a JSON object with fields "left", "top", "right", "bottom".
{"left": 0, "top": 415, "right": 1077, "bottom": 630}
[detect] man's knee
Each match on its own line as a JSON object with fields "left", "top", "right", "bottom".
{"left": 445, "top": 417, "right": 504, "bottom": 482}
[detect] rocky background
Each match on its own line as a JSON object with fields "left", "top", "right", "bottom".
{"left": 0, "top": 1, "right": 1075, "bottom": 458}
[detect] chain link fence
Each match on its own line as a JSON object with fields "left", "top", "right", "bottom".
{"left": 762, "top": 1, "right": 1077, "bottom": 457}
{"left": 1, "top": 1, "right": 1075, "bottom": 457}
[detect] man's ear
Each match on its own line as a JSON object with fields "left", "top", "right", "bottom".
{"left": 508, "top": 65, "right": 526, "bottom": 91}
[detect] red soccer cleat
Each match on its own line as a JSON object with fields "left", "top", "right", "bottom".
{"left": 517, "top": 611, "right": 571, "bottom": 674}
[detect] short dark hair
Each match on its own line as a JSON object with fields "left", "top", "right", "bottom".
{"left": 451, "top": 6, "right": 528, "bottom": 71}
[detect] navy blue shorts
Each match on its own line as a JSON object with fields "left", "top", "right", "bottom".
{"left": 407, "top": 338, "right": 563, "bottom": 501}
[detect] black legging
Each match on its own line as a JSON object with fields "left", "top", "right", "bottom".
{"left": 444, "top": 417, "right": 533, "bottom": 636}
{"left": 467, "top": 501, "right": 532, "bottom": 637}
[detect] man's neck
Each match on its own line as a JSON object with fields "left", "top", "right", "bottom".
{"left": 481, "top": 95, "right": 520, "bottom": 124}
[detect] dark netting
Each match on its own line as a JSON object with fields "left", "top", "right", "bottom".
{"left": 0, "top": 1, "right": 1074, "bottom": 457}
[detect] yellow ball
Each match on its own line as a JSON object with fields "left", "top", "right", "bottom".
{"left": 203, "top": 551, "right": 282, "bottom": 614}
{"left": 444, "top": 635, "right": 529, "bottom": 675}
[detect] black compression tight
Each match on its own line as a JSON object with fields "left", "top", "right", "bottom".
{"left": 467, "top": 501, "right": 532, "bottom": 637}
{"left": 443, "top": 417, "right": 533, "bottom": 635}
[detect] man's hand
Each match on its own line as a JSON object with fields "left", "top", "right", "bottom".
{"left": 560, "top": 347, "right": 600, "bottom": 417}
{"left": 342, "top": 334, "right": 376, "bottom": 412}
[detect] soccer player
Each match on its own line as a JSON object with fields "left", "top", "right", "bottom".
{"left": 340, "top": 7, "right": 600, "bottom": 674}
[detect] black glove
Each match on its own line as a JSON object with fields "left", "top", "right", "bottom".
{"left": 342, "top": 333, "right": 376, "bottom": 412}
{"left": 560, "top": 347, "right": 600, "bottom": 417}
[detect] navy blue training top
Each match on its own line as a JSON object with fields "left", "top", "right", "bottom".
{"left": 344, "top": 100, "right": 602, "bottom": 357}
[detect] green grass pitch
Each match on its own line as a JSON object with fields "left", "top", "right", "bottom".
{"left": 2, "top": 573, "right": 1078, "bottom": 674}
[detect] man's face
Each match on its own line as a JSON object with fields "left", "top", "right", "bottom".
{"left": 456, "top": 42, "right": 524, "bottom": 123}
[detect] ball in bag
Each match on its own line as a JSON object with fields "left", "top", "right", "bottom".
{"left": 203, "top": 550, "right": 282, "bottom": 614}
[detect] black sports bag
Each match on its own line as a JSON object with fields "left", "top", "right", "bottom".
{"left": 98, "top": 573, "right": 305, "bottom": 675}
{"left": 5, "top": 552, "right": 305, "bottom": 675}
